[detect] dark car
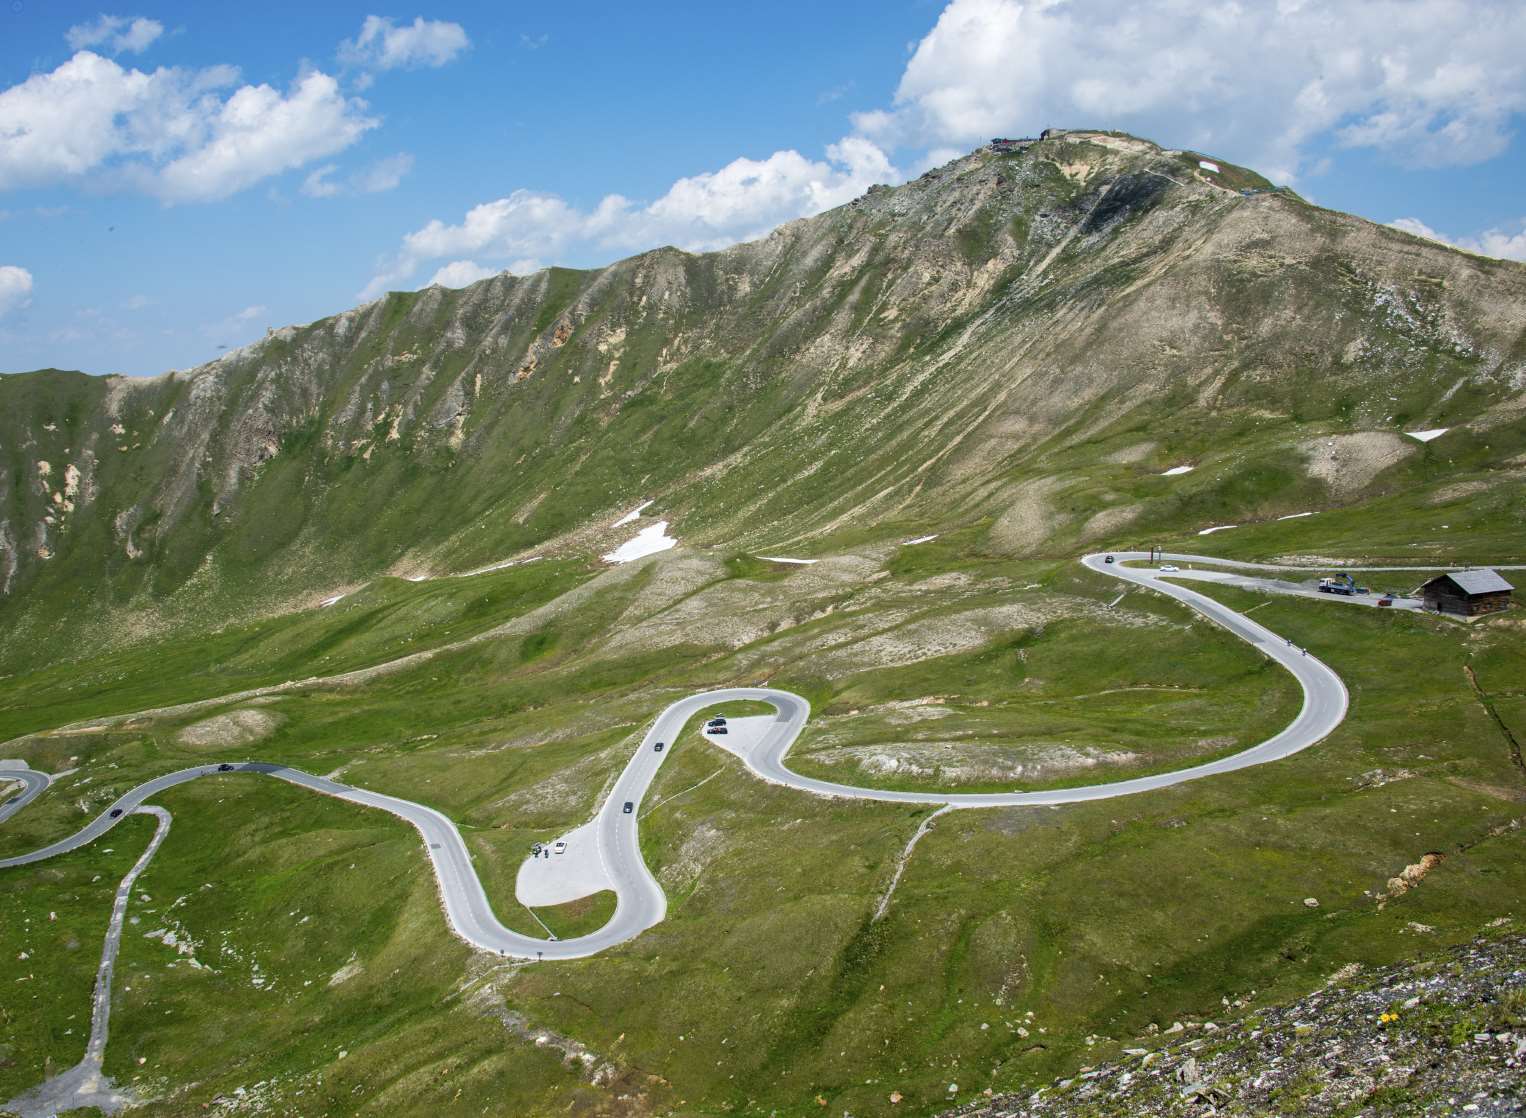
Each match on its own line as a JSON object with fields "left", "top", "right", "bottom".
{"left": 218, "top": 763, "right": 234, "bottom": 772}
{"left": 622, "top": 801, "right": 634, "bottom": 814}
{"left": 1104, "top": 555, "right": 1115, "bottom": 563}
{"left": 109, "top": 808, "right": 123, "bottom": 818}
{"left": 654, "top": 741, "right": 664, "bottom": 752}
{"left": 708, "top": 726, "right": 728, "bottom": 735}
{"left": 706, "top": 717, "right": 727, "bottom": 727}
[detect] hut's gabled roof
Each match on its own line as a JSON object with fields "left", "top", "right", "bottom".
{"left": 1425, "top": 569, "right": 1515, "bottom": 595}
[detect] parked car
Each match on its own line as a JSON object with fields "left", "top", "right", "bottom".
{"left": 706, "top": 717, "right": 727, "bottom": 727}
{"left": 1159, "top": 564, "right": 1179, "bottom": 573}
{"left": 109, "top": 808, "right": 123, "bottom": 818}
{"left": 708, "top": 726, "right": 729, "bottom": 735}
{"left": 1104, "top": 555, "right": 1115, "bottom": 563}
{"left": 1377, "top": 597, "right": 1394, "bottom": 607}
{"left": 218, "top": 763, "right": 234, "bottom": 772}
{"left": 654, "top": 741, "right": 665, "bottom": 752}
{"left": 622, "top": 801, "right": 634, "bottom": 814}
{"left": 553, "top": 840, "right": 567, "bottom": 854}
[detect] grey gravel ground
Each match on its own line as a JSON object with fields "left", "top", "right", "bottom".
{"left": 945, "top": 929, "right": 1526, "bottom": 1118}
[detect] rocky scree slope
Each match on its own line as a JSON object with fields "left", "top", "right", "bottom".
{"left": 2, "top": 130, "right": 1525, "bottom": 667}
{"left": 943, "top": 930, "right": 1526, "bottom": 1118}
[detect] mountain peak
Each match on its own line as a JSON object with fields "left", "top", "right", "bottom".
{"left": 2, "top": 124, "right": 1523, "bottom": 662}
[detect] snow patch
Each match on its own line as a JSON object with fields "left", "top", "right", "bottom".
{"left": 1199, "top": 160, "right": 1220, "bottom": 172}
{"left": 1405, "top": 427, "right": 1449, "bottom": 443}
{"left": 756, "top": 555, "right": 818, "bottom": 565}
{"left": 1277, "top": 512, "right": 1315, "bottom": 521}
{"left": 603, "top": 521, "right": 676, "bottom": 563}
{"left": 328, "top": 956, "right": 363, "bottom": 987}
{"left": 1197, "top": 524, "right": 1238, "bottom": 535}
{"left": 613, "top": 499, "right": 654, "bottom": 527}
{"left": 459, "top": 555, "right": 539, "bottom": 578}
{"left": 319, "top": 594, "right": 346, "bottom": 607}
{"left": 902, "top": 535, "right": 938, "bottom": 545}
{"left": 1161, "top": 465, "right": 1195, "bottom": 476}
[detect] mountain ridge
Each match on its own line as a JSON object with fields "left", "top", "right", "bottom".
{"left": 3, "top": 129, "right": 1524, "bottom": 667}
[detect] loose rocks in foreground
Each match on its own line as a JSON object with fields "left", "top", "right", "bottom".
{"left": 945, "top": 931, "right": 1526, "bottom": 1118}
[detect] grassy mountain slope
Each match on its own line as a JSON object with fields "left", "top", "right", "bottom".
{"left": 4, "top": 130, "right": 1524, "bottom": 669}
{"left": 3, "top": 537, "right": 1523, "bottom": 1117}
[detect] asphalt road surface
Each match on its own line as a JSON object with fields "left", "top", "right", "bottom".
{"left": 0, "top": 766, "right": 50, "bottom": 824}
{"left": 730, "top": 552, "right": 1350, "bottom": 806}
{"left": 0, "top": 550, "right": 1476, "bottom": 959}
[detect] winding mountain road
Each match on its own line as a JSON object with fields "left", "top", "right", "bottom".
{"left": 0, "top": 765, "right": 51, "bottom": 824}
{"left": 0, "top": 550, "right": 1474, "bottom": 960}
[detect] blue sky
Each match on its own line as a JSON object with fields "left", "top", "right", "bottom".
{"left": 3, "top": 0, "right": 1525, "bottom": 376}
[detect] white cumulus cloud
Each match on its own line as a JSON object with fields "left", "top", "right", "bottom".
{"left": 351, "top": 152, "right": 414, "bottom": 193}
{"left": 301, "top": 164, "right": 343, "bottom": 198}
{"left": 0, "top": 265, "right": 33, "bottom": 317}
{"left": 428, "top": 260, "right": 500, "bottom": 288}
{"left": 1389, "top": 216, "right": 1526, "bottom": 262}
{"left": 302, "top": 152, "right": 413, "bottom": 198}
{"left": 1389, "top": 217, "right": 1450, "bottom": 243}
{"left": 153, "top": 71, "right": 377, "bottom": 203}
{"left": 361, "top": 139, "right": 896, "bottom": 297}
{"left": 0, "top": 53, "right": 377, "bottom": 202}
{"left": 340, "top": 16, "right": 470, "bottom": 71}
{"left": 202, "top": 303, "right": 269, "bottom": 344}
{"left": 852, "top": 0, "right": 1526, "bottom": 182}
{"left": 65, "top": 14, "right": 164, "bottom": 55}
{"left": 1470, "top": 226, "right": 1526, "bottom": 262}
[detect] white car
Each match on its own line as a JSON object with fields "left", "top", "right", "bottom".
{"left": 553, "top": 840, "right": 567, "bottom": 855}
{"left": 1159, "top": 564, "right": 1179, "bottom": 572}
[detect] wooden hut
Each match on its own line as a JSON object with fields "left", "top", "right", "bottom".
{"left": 1417, "top": 570, "right": 1514, "bottom": 617}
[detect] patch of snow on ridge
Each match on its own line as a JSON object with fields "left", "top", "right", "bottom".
{"left": 1405, "top": 428, "right": 1448, "bottom": 443}
{"left": 1277, "top": 511, "right": 1315, "bottom": 521}
{"left": 459, "top": 555, "right": 540, "bottom": 578}
{"left": 1199, "top": 160, "right": 1220, "bottom": 172}
{"left": 902, "top": 535, "right": 938, "bottom": 545}
{"left": 319, "top": 594, "right": 346, "bottom": 607}
{"left": 1161, "top": 465, "right": 1195, "bottom": 476}
{"left": 757, "top": 555, "right": 818, "bottom": 565}
{"left": 614, "top": 499, "right": 654, "bottom": 527}
{"left": 1198, "top": 524, "right": 1238, "bottom": 535}
{"left": 604, "top": 522, "right": 676, "bottom": 563}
